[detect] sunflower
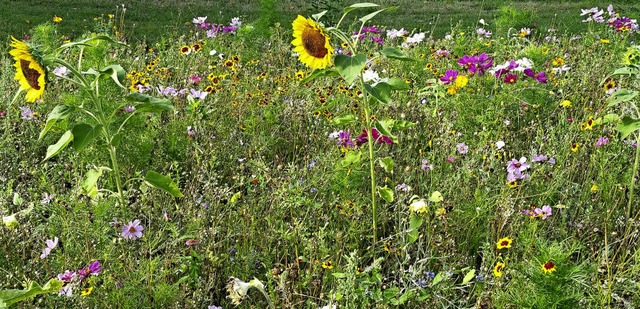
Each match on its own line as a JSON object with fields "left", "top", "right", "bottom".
{"left": 9, "top": 37, "right": 47, "bottom": 103}
{"left": 291, "top": 15, "right": 334, "bottom": 69}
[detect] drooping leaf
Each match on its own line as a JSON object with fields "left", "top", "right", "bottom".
{"left": 374, "top": 119, "right": 398, "bottom": 142}
{"left": 606, "top": 89, "right": 638, "bottom": 107}
{"left": 609, "top": 66, "right": 640, "bottom": 77}
{"left": 81, "top": 167, "right": 110, "bottom": 199}
{"left": 86, "top": 64, "right": 126, "bottom": 88}
{"left": 407, "top": 214, "right": 423, "bottom": 244}
{"left": 72, "top": 123, "right": 103, "bottom": 151}
{"left": 358, "top": 7, "right": 396, "bottom": 24}
{"left": 344, "top": 3, "right": 379, "bottom": 15}
{"left": 145, "top": 170, "right": 183, "bottom": 197}
{"left": 311, "top": 10, "right": 327, "bottom": 21}
{"left": 378, "top": 186, "right": 394, "bottom": 202}
{"left": 299, "top": 68, "right": 340, "bottom": 84}
{"left": 429, "top": 191, "right": 444, "bottom": 203}
{"left": 331, "top": 114, "right": 356, "bottom": 126}
{"left": 44, "top": 130, "right": 73, "bottom": 161}
{"left": 462, "top": 269, "right": 476, "bottom": 284}
{"left": 365, "top": 83, "right": 391, "bottom": 104}
{"left": 39, "top": 105, "right": 74, "bottom": 141}
{"left": 126, "top": 93, "right": 174, "bottom": 113}
{"left": 0, "top": 279, "right": 63, "bottom": 307}
{"left": 382, "top": 77, "right": 411, "bottom": 90}
{"left": 335, "top": 54, "right": 367, "bottom": 84}
{"left": 379, "top": 47, "right": 415, "bottom": 61}
{"left": 56, "top": 35, "right": 124, "bottom": 52}
{"left": 616, "top": 116, "right": 640, "bottom": 139}
{"left": 379, "top": 157, "right": 395, "bottom": 173}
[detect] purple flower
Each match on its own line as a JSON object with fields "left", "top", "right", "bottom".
{"left": 356, "top": 128, "right": 393, "bottom": 146}
{"left": 57, "top": 270, "right": 77, "bottom": 283}
{"left": 40, "top": 237, "right": 59, "bottom": 259}
{"left": 88, "top": 261, "right": 102, "bottom": 275}
{"left": 370, "top": 36, "right": 384, "bottom": 45}
{"left": 456, "top": 142, "right": 469, "bottom": 154}
{"left": 548, "top": 157, "right": 556, "bottom": 165}
{"left": 124, "top": 105, "right": 136, "bottom": 112}
{"left": 595, "top": 136, "right": 609, "bottom": 147}
{"left": 20, "top": 107, "right": 36, "bottom": 121}
{"left": 421, "top": 159, "right": 433, "bottom": 171}
{"left": 446, "top": 156, "right": 455, "bottom": 163}
{"left": 122, "top": 219, "right": 144, "bottom": 239}
{"left": 189, "top": 75, "right": 202, "bottom": 85}
{"left": 186, "top": 239, "right": 199, "bottom": 246}
{"left": 440, "top": 70, "right": 458, "bottom": 84}
{"left": 189, "top": 88, "right": 208, "bottom": 100}
{"left": 524, "top": 68, "right": 548, "bottom": 83}
{"left": 534, "top": 205, "right": 552, "bottom": 219}
{"left": 337, "top": 131, "right": 354, "bottom": 147}
{"left": 507, "top": 157, "right": 530, "bottom": 173}
{"left": 532, "top": 154, "right": 547, "bottom": 162}
{"left": 187, "top": 126, "right": 197, "bottom": 137}
{"left": 503, "top": 73, "right": 518, "bottom": 84}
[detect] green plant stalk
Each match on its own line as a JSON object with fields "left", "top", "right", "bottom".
{"left": 358, "top": 72, "right": 377, "bottom": 242}
{"left": 626, "top": 130, "right": 640, "bottom": 219}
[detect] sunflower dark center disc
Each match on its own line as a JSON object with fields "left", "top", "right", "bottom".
{"left": 20, "top": 59, "right": 41, "bottom": 90}
{"left": 302, "top": 27, "right": 328, "bottom": 58}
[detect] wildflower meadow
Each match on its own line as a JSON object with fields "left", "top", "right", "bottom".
{"left": 3, "top": 1, "right": 640, "bottom": 308}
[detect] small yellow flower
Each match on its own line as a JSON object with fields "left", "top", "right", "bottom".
{"left": 53, "top": 15, "right": 63, "bottom": 23}
{"left": 600, "top": 38, "right": 610, "bottom": 44}
{"left": 591, "top": 184, "right": 599, "bottom": 192}
{"left": 552, "top": 57, "right": 565, "bottom": 67}
{"left": 559, "top": 100, "right": 572, "bottom": 108}
{"left": 603, "top": 80, "right": 616, "bottom": 92}
{"left": 455, "top": 75, "right": 468, "bottom": 88}
{"left": 322, "top": 261, "right": 333, "bottom": 269}
{"left": 496, "top": 237, "right": 513, "bottom": 249}
{"left": 507, "top": 180, "right": 518, "bottom": 188}
{"left": 81, "top": 286, "right": 93, "bottom": 296}
{"left": 541, "top": 261, "right": 556, "bottom": 274}
{"left": 180, "top": 45, "right": 191, "bottom": 55}
{"left": 493, "top": 262, "right": 505, "bottom": 277}
{"left": 571, "top": 143, "right": 580, "bottom": 152}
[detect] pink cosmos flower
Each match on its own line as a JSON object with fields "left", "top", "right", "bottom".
{"left": 122, "top": 219, "right": 144, "bottom": 239}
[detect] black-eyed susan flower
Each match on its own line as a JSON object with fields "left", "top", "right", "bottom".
{"left": 496, "top": 237, "right": 513, "bottom": 249}
{"left": 180, "top": 45, "right": 191, "bottom": 55}
{"left": 9, "top": 37, "right": 47, "bottom": 102}
{"left": 603, "top": 79, "right": 616, "bottom": 92}
{"left": 493, "top": 262, "right": 505, "bottom": 277}
{"left": 321, "top": 260, "right": 333, "bottom": 269}
{"left": 291, "top": 15, "right": 334, "bottom": 69}
{"left": 552, "top": 57, "right": 564, "bottom": 67}
{"left": 571, "top": 142, "right": 580, "bottom": 152}
{"left": 541, "top": 260, "right": 556, "bottom": 274}
{"left": 81, "top": 286, "right": 93, "bottom": 296}
{"left": 295, "top": 70, "right": 306, "bottom": 80}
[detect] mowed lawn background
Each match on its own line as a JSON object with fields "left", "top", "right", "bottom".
{"left": 2, "top": 0, "right": 640, "bottom": 47}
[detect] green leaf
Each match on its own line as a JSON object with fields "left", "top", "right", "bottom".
{"left": 81, "top": 167, "right": 109, "bottom": 199}
{"left": 57, "top": 35, "right": 124, "bottom": 52}
{"left": 407, "top": 214, "right": 423, "bottom": 244}
{"left": 145, "top": 170, "right": 184, "bottom": 197}
{"left": 607, "top": 89, "right": 638, "bottom": 107}
{"left": 462, "top": 269, "right": 476, "bottom": 284}
{"left": 378, "top": 186, "right": 394, "bottom": 203}
{"left": 39, "top": 105, "right": 74, "bottom": 141}
{"left": 89, "top": 64, "right": 127, "bottom": 88}
{"left": 299, "top": 68, "right": 339, "bottom": 84}
{"left": 344, "top": 3, "right": 379, "bottom": 15}
{"left": 44, "top": 130, "right": 73, "bottom": 161}
{"left": 12, "top": 193, "right": 23, "bottom": 206}
{"left": 599, "top": 113, "right": 620, "bottom": 125}
{"left": 126, "top": 93, "right": 174, "bottom": 113}
{"left": 365, "top": 83, "right": 391, "bottom": 104}
{"left": 382, "top": 287, "right": 400, "bottom": 300}
{"left": 332, "top": 272, "right": 348, "bottom": 279}
{"left": 0, "top": 279, "right": 63, "bottom": 307}
{"left": 341, "top": 150, "right": 362, "bottom": 166}
{"left": 358, "top": 7, "right": 396, "bottom": 24}
{"left": 331, "top": 114, "right": 356, "bottom": 126}
{"left": 610, "top": 66, "right": 640, "bottom": 77}
{"left": 392, "top": 120, "right": 415, "bottom": 131}
{"left": 379, "top": 157, "right": 394, "bottom": 173}
{"left": 396, "top": 290, "right": 415, "bottom": 305}
{"left": 429, "top": 191, "right": 444, "bottom": 203}
{"left": 432, "top": 273, "right": 443, "bottom": 286}
{"left": 382, "top": 77, "right": 411, "bottom": 90}
{"left": 335, "top": 54, "right": 367, "bottom": 84}
{"left": 616, "top": 116, "right": 640, "bottom": 139}
{"left": 374, "top": 120, "right": 398, "bottom": 142}
{"left": 378, "top": 47, "right": 415, "bottom": 61}
{"left": 312, "top": 10, "right": 328, "bottom": 21}
{"left": 72, "top": 123, "right": 102, "bottom": 151}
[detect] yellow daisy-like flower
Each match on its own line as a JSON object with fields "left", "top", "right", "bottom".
{"left": 559, "top": 100, "right": 572, "bottom": 108}
{"left": 571, "top": 142, "right": 580, "bottom": 152}
{"left": 541, "top": 260, "right": 556, "bottom": 274}
{"left": 496, "top": 237, "right": 513, "bottom": 249}
{"left": 81, "top": 286, "right": 93, "bottom": 296}
{"left": 180, "top": 45, "right": 191, "bottom": 55}
{"left": 291, "top": 15, "right": 334, "bottom": 69}
{"left": 53, "top": 15, "right": 63, "bottom": 23}
{"left": 493, "top": 262, "right": 505, "bottom": 277}
{"left": 9, "top": 37, "right": 47, "bottom": 103}
{"left": 321, "top": 260, "right": 333, "bottom": 269}
{"left": 552, "top": 57, "right": 565, "bottom": 67}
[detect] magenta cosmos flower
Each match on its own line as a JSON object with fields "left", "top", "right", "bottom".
{"left": 122, "top": 219, "right": 144, "bottom": 239}
{"left": 440, "top": 70, "right": 459, "bottom": 84}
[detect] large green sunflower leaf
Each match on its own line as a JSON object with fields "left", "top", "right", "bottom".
{"left": 344, "top": 3, "right": 379, "bottom": 15}
{"left": 616, "top": 116, "right": 640, "bottom": 139}
{"left": 39, "top": 104, "right": 74, "bottom": 141}
{"left": 335, "top": 53, "right": 366, "bottom": 84}
{"left": 607, "top": 89, "right": 638, "bottom": 107}
{"left": 299, "top": 68, "right": 339, "bottom": 84}
{"left": 72, "top": 123, "right": 103, "bottom": 151}
{"left": 145, "top": 170, "right": 183, "bottom": 197}
{"left": 359, "top": 7, "right": 396, "bottom": 24}
{"left": 0, "top": 279, "right": 63, "bottom": 307}
{"left": 44, "top": 130, "right": 73, "bottom": 161}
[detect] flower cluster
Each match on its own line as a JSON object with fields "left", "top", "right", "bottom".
{"left": 506, "top": 157, "right": 530, "bottom": 187}
{"left": 57, "top": 261, "right": 102, "bottom": 297}
{"left": 354, "top": 26, "right": 383, "bottom": 45}
{"left": 192, "top": 16, "right": 242, "bottom": 38}
{"left": 523, "top": 205, "right": 553, "bottom": 219}
{"left": 457, "top": 53, "right": 493, "bottom": 76}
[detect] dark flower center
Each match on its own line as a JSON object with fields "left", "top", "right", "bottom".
{"left": 544, "top": 261, "right": 555, "bottom": 270}
{"left": 20, "top": 59, "right": 41, "bottom": 90}
{"left": 129, "top": 226, "right": 137, "bottom": 233}
{"left": 501, "top": 241, "right": 509, "bottom": 246}
{"left": 496, "top": 265, "right": 503, "bottom": 272}
{"left": 302, "top": 27, "right": 328, "bottom": 59}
